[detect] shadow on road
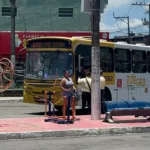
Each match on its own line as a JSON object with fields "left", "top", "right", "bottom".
{"left": 24, "top": 109, "right": 91, "bottom": 116}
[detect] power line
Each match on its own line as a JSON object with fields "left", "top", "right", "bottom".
{"left": 126, "top": 0, "right": 145, "bottom": 17}
{"left": 113, "top": 12, "right": 130, "bottom": 43}
{"left": 132, "top": 2, "right": 150, "bottom": 44}
{"left": 116, "top": 19, "right": 127, "bottom": 35}
{"left": 130, "top": 6, "right": 142, "bottom": 17}
{"left": 100, "top": 24, "right": 144, "bottom": 34}
{"left": 126, "top": 0, "right": 139, "bottom": 16}
{"left": 126, "top": 5, "right": 133, "bottom": 16}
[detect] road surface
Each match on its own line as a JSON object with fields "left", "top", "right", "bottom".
{"left": 0, "top": 103, "right": 46, "bottom": 118}
{"left": 0, "top": 102, "right": 84, "bottom": 118}
{"left": 0, "top": 133, "right": 150, "bottom": 150}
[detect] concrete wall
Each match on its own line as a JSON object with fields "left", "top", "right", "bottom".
{"left": 0, "top": 0, "right": 91, "bottom": 31}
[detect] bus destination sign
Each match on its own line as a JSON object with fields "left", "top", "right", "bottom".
{"left": 26, "top": 39, "right": 72, "bottom": 49}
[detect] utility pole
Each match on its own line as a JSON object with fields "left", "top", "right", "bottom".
{"left": 10, "top": 0, "right": 16, "bottom": 88}
{"left": 91, "top": 0, "right": 101, "bottom": 120}
{"left": 10, "top": 0, "right": 16, "bottom": 67}
{"left": 132, "top": 2, "right": 150, "bottom": 45}
{"left": 113, "top": 13, "right": 130, "bottom": 43}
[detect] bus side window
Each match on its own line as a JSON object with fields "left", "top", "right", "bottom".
{"left": 132, "top": 50, "right": 146, "bottom": 73}
{"left": 115, "top": 48, "right": 131, "bottom": 73}
{"left": 100, "top": 47, "right": 114, "bottom": 72}
{"left": 147, "top": 51, "right": 150, "bottom": 73}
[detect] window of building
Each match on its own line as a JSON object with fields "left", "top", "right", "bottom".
{"left": 147, "top": 51, "right": 150, "bottom": 72}
{"left": 132, "top": 50, "right": 146, "bottom": 73}
{"left": 115, "top": 48, "right": 131, "bottom": 72}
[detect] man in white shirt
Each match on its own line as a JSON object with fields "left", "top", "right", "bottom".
{"left": 100, "top": 70, "right": 105, "bottom": 87}
{"left": 78, "top": 72, "right": 91, "bottom": 113}
{"left": 100, "top": 70, "right": 106, "bottom": 114}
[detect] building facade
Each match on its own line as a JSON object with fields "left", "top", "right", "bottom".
{"left": 0, "top": 0, "right": 91, "bottom": 31}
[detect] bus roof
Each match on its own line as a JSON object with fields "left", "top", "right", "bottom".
{"left": 115, "top": 42, "right": 150, "bottom": 51}
{"left": 26, "top": 36, "right": 114, "bottom": 48}
{"left": 27, "top": 36, "right": 112, "bottom": 44}
{"left": 26, "top": 36, "right": 150, "bottom": 51}
{"left": 27, "top": 36, "right": 72, "bottom": 42}
{"left": 71, "top": 36, "right": 114, "bottom": 47}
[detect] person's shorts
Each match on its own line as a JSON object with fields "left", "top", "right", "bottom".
{"left": 62, "top": 91, "right": 73, "bottom": 99}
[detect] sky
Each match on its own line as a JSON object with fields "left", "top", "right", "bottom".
{"left": 101, "top": 0, "right": 150, "bottom": 38}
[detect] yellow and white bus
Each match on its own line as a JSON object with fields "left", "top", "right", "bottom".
{"left": 23, "top": 36, "right": 150, "bottom": 111}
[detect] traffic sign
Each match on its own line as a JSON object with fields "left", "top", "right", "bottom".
{"left": 81, "top": 0, "right": 108, "bottom": 14}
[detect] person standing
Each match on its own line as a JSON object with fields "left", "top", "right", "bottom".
{"left": 100, "top": 70, "right": 105, "bottom": 101}
{"left": 100, "top": 70, "right": 106, "bottom": 113}
{"left": 60, "top": 70, "right": 76, "bottom": 120}
{"left": 78, "top": 72, "right": 91, "bottom": 113}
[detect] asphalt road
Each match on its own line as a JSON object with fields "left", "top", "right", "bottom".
{"left": 0, "top": 102, "right": 85, "bottom": 118}
{"left": 0, "top": 133, "right": 150, "bottom": 150}
{"left": 0, "top": 103, "right": 46, "bottom": 118}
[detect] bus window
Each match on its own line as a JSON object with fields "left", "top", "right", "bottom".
{"left": 75, "top": 45, "right": 114, "bottom": 73}
{"left": 147, "top": 51, "right": 150, "bottom": 72}
{"left": 25, "top": 51, "right": 73, "bottom": 80}
{"left": 132, "top": 50, "right": 146, "bottom": 73}
{"left": 75, "top": 45, "right": 91, "bottom": 78}
{"left": 100, "top": 47, "right": 114, "bottom": 72}
{"left": 115, "top": 48, "right": 131, "bottom": 73}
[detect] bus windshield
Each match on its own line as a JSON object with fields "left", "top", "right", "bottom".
{"left": 25, "top": 51, "right": 73, "bottom": 80}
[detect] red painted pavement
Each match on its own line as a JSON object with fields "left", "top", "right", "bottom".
{"left": 0, "top": 115, "right": 150, "bottom": 133}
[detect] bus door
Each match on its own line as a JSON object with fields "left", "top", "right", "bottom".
{"left": 75, "top": 45, "right": 91, "bottom": 105}
{"left": 75, "top": 45, "right": 91, "bottom": 81}
{"left": 127, "top": 85, "right": 137, "bottom": 101}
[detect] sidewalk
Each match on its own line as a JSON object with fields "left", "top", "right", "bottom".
{"left": 0, "top": 115, "right": 150, "bottom": 140}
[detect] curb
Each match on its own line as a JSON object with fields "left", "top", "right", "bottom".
{"left": 0, "top": 97, "right": 23, "bottom": 103}
{"left": 0, "top": 126, "right": 150, "bottom": 140}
